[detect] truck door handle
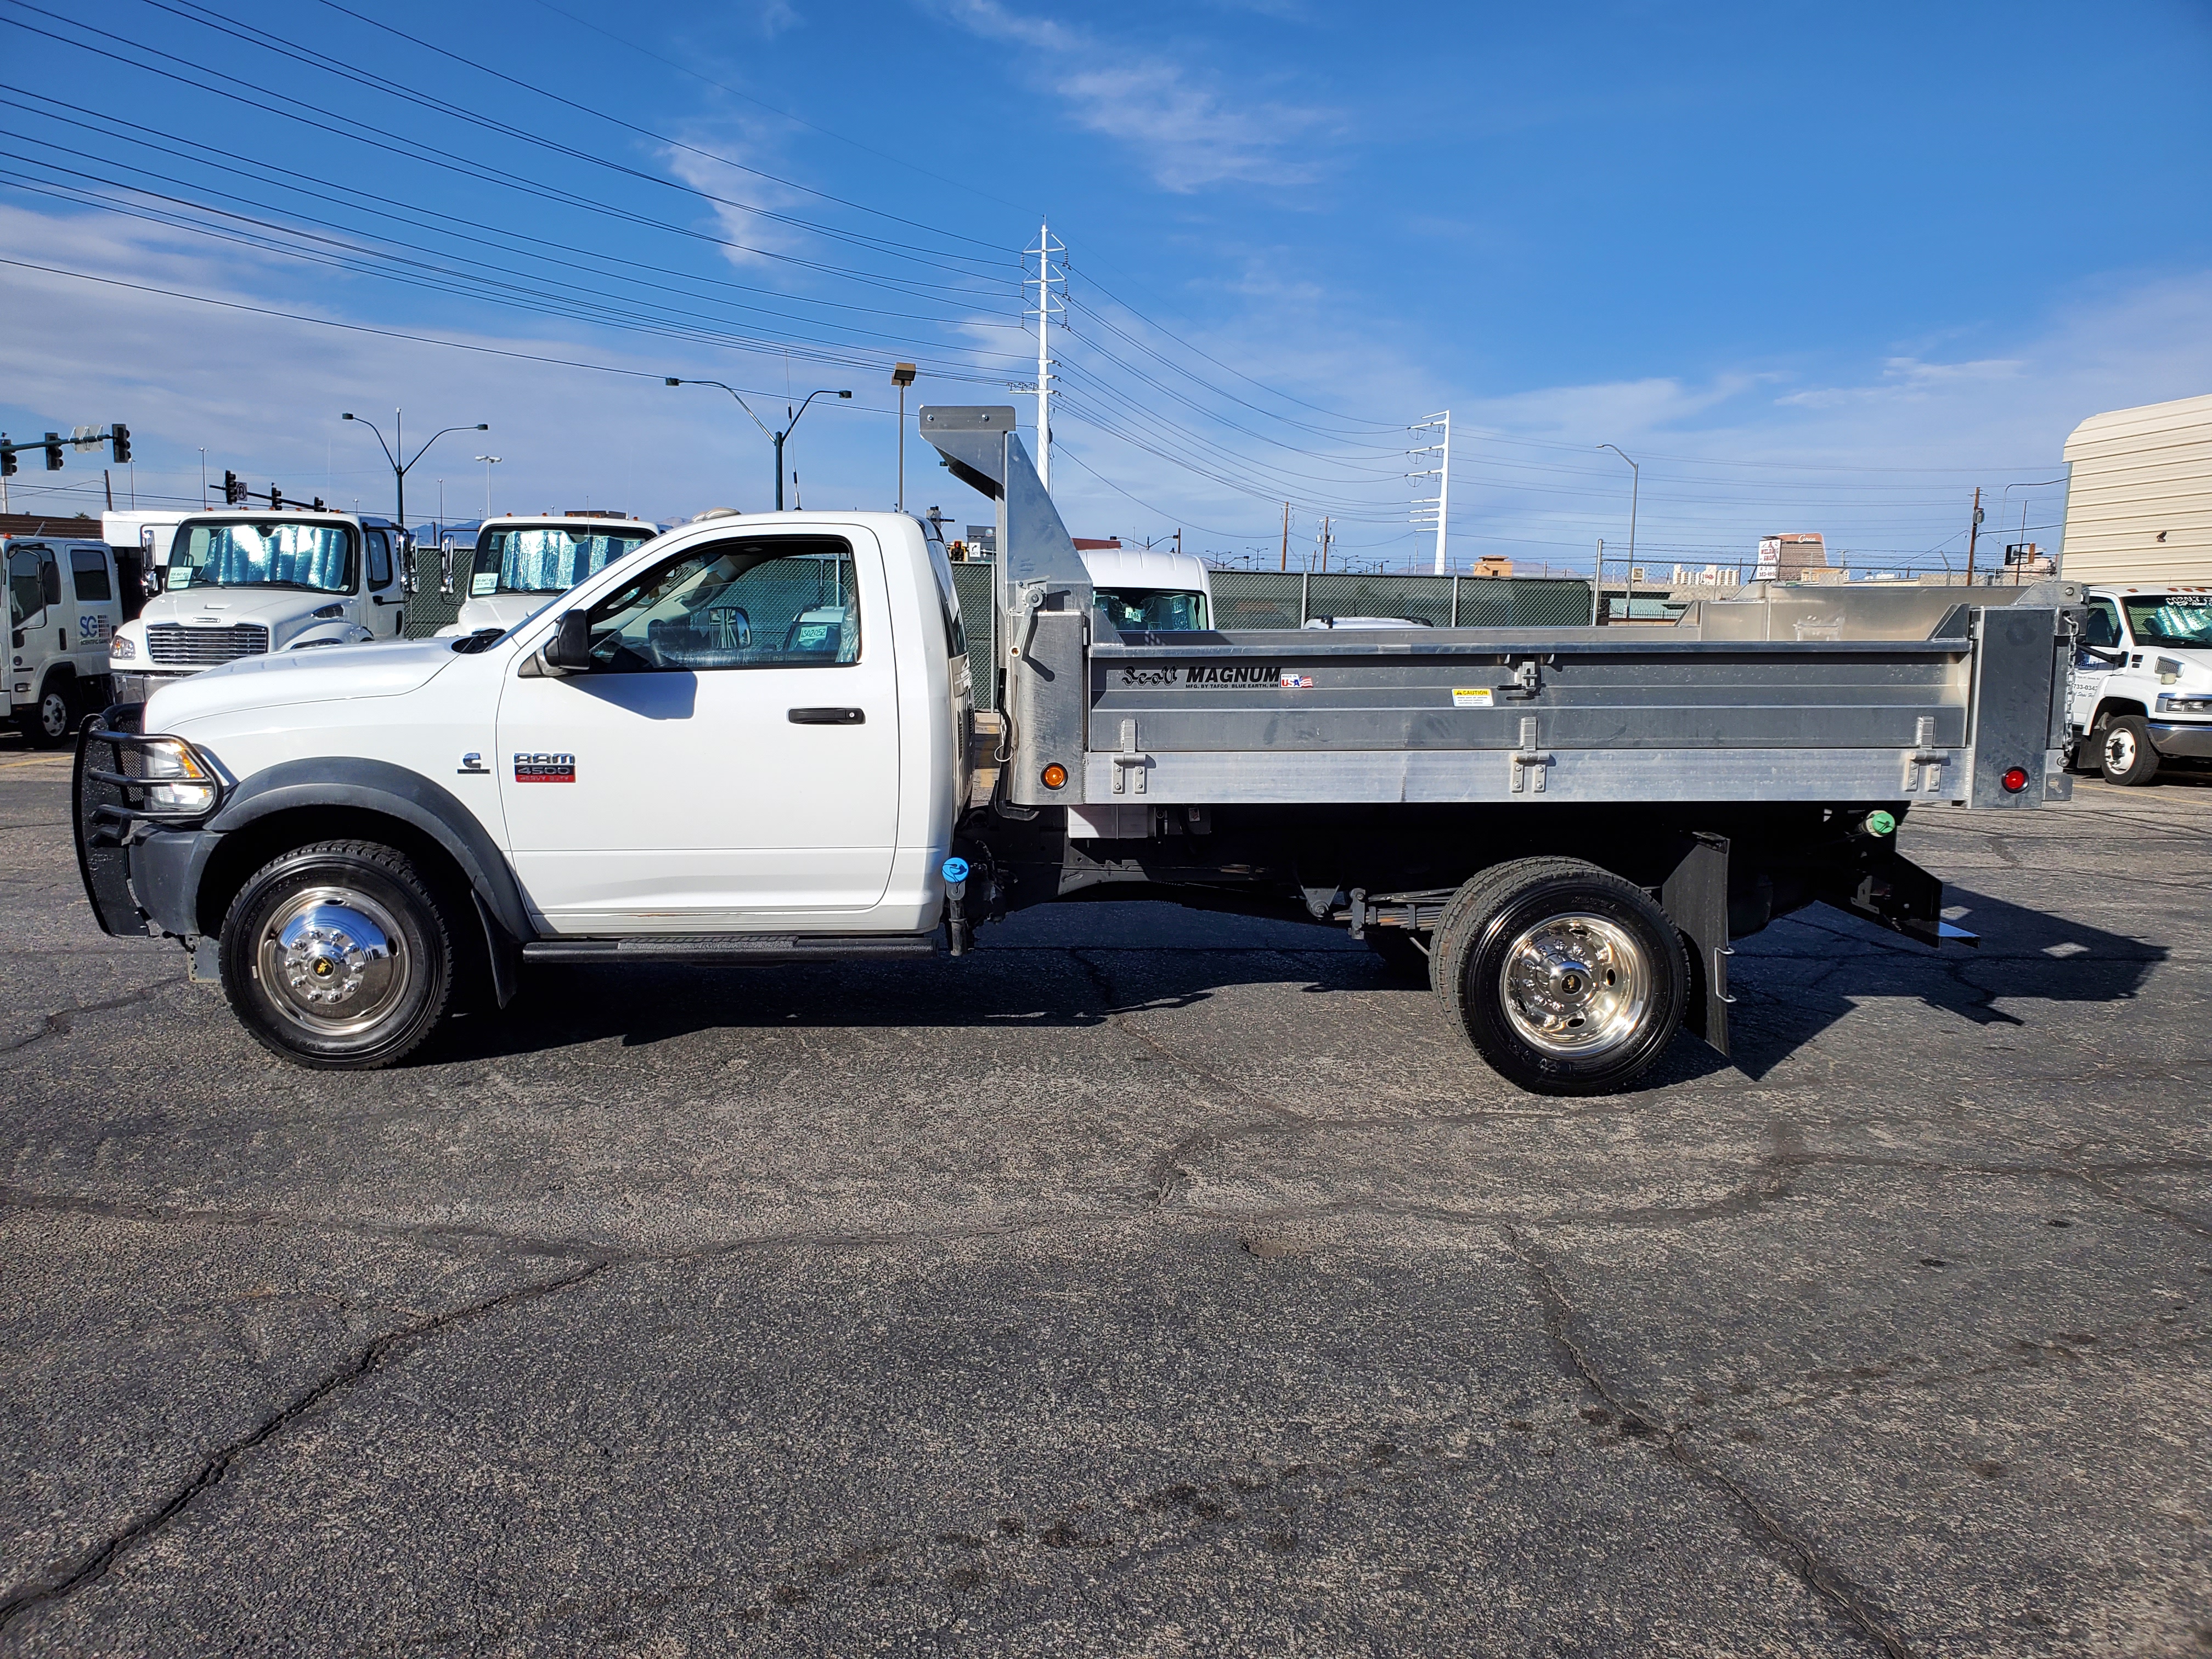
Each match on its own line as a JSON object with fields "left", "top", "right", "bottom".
{"left": 788, "top": 707, "right": 865, "bottom": 725}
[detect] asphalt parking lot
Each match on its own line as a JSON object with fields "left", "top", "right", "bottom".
{"left": 1, "top": 741, "right": 2207, "bottom": 1657}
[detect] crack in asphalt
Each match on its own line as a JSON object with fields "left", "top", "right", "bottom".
{"left": 1505, "top": 1228, "right": 1916, "bottom": 1659}
{"left": 0, "top": 1260, "right": 609, "bottom": 1638}
{"left": 0, "top": 982, "right": 169, "bottom": 1055}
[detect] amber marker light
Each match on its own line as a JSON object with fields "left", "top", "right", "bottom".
{"left": 1041, "top": 763, "right": 1068, "bottom": 790}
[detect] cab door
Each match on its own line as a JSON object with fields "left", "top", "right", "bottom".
{"left": 2072, "top": 595, "right": 2121, "bottom": 729}
{"left": 493, "top": 526, "right": 901, "bottom": 933}
{"left": 67, "top": 546, "right": 117, "bottom": 671}
{"left": 363, "top": 527, "right": 405, "bottom": 637}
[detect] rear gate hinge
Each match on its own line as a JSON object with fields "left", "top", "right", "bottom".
{"left": 1509, "top": 714, "right": 1553, "bottom": 793}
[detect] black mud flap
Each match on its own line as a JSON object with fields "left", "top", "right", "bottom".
{"left": 1660, "top": 832, "right": 1732, "bottom": 1057}
{"left": 1830, "top": 850, "right": 1976, "bottom": 949}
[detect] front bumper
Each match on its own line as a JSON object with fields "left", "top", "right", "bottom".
{"left": 72, "top": 708, "right": 224, "bottom": 939}
{"left": 2148, "top": 720, "right": 2212, "bottom": 761}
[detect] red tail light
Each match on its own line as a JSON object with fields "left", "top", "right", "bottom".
{"left": 2001, "top": 766, "right": 2029, "bottom": 793}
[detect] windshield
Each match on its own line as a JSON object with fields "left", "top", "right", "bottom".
{"left": 475, "top": 525, "right": 654, "bottom": 595}
{"left": 1095, "top": 588, "right": 1209, "bottom": 633}
{"left": 2122, "top": 596, "right": 2212, "bottom": 648}
{"left": 169, "top": 521, "right": 353, "bottom": 592}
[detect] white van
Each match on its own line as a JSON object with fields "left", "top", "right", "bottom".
{"left": 1080, "top": 546, "right": 1212, "bottom": 633}
{"left": 437, "top": 515, "right": 666, "bottom": 637}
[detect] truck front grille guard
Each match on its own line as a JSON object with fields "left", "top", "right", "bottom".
{"left": 74, "top": 706, "right": 228, "bottom": 847}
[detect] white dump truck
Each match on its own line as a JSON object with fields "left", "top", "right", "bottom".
{"left": 76, "top": 407, "right": 2080, "bottom": 1095}
{"left": 108, "top": 509, "right": 410, "bottom": 705}
{"left": 7, "top": 535, "right": 124, "bottom": 746}
{"left": 436, "top": 514, "right": 666, "bottom": 637}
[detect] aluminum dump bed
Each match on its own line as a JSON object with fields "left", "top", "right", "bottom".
{"left": 920, "top": 405, "right": 2078, "bottom": 818}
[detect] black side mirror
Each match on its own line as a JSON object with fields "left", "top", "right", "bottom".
{"left": 543, "top": 610, "right": 595, "bottom": 670}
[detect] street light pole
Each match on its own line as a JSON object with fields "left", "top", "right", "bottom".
{"left": 475, "top": 455, "right": 502, "bottom": 520}
{"left": 1598, "top": 444, "right": 1639, "bottom": 611}
{"left": 343, "top": 410, "right": 489, "bottom": 532}
{"left": 667, "top": 378, "right": 851, "bottom": 510}
{"left": 891, "top": 363, "right": 917, "bottom": 512}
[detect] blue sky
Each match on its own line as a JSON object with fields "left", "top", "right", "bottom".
{"left": 2, "top": 0, "right": 2208, "bottom": 572}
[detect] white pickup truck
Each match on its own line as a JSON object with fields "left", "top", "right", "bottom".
{"left": 2067, "top": 585, "right": 2212, "bottom": 785}
{"left": 75, "top": 407, "right": 2080, "bottom": 1095}
{"left": 109, "top": 510, "right": 410, "bottom": 705}
{"left": 435, "top": 514, "right": 666, "bottom": 637}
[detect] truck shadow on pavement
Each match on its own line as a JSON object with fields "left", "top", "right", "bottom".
{"left": 1709, "top": 884, "right": 2168, "bottom": 1084}
{"left": 430, "top": 885, "right": 2166, "bottom": 1094}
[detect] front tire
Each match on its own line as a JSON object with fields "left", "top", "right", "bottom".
{"left": 1432, "top": 857, "right": 1687, "bottom": 1097}
{"left": 2098, "top": 715, "right": 2160, "bottom": 787}
{"left": 26, "top": 680, "right": 75, "bottom": 749}
{"left": 219, "top": 840, "right": 455, "bottom": 1068}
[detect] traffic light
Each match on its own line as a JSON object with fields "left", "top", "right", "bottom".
{"left": 1, "top": 437, "right": 14, "bottom": 479}
{"left": 312, "top": 497, "right": 326, "bottom": 511}
{"left": 110, "top": 424, "right": 131, "bottom": 464}
{"left": 223, "top": 470, "right": 244, "bottom": 505}
{"left": 43, "top": 432, "right": 63, "bottom": 471}
{"left": 270, "top": 486, "right": 284, "bottom": 510}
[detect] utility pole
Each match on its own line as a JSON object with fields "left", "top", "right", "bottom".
{"left": 1966, "top": 485, "right": 1983, "bottom": 585}
{"left": 1173, "top": 528, "right": 1182, "bottom": 558}
{"left": 1023, "top": 220, "right": 1066, "bottom": 491}
{"left": 1280, "top": 503, "right": 1290, "bottom": 571}
{"left": 1318, "top": 516, "right": 1333, "bottom": 574}
{"left": 1410, "top": 411, "right": 1449, "bottom": 574}
{"left": 1592, "top": 538, "right": 1605, "bottom": 627}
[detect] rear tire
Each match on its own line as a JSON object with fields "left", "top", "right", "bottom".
{"left": 2098, "top": 715, "right": 2160, "bottom": 787}
{"left": 1431, "top": 857, "right": 1686, "bottom": 1097}
{"left": 219, "top": 839, "right": 455, "bottom": 1069}
{"left": 26, "top": 679, "right": 75, "bottom": 749}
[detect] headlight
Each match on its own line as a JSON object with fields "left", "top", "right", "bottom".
{"left": 110, "top": 634, "right": 137, "bottom": 661}
{"left": 2157, "top": 692, "right": 2212, "bottom": 714}
{"left": 138, "top": 737, "right": 221, "bottom": 816}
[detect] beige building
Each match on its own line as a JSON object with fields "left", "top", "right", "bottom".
{"left": 2061, "top": 391, "right": 2212, "bottom": 584}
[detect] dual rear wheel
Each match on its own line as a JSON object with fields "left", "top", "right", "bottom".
{"left": 1388, "top": 858, "right": 1690, "bottom": 1096}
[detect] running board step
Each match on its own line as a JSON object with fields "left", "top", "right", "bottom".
{"left": 521, "top": 933, "right": 942, "bottom": 966}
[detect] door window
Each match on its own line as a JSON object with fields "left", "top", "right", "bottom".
{"left": 38, "top": 548, "right": 60, "bottom": 609}
{"left": 576, "top": 536, "right": 860, "bottom": 672}
{"left": 366, "top": 529, "right": 394, "bottom": 589}
{"left": 8, "top": 548, "right": 43, "bottom": 626}
{"left": 71, "top": 549, "right": 112, "bottom": 602}
{"left": 2083, "top": 599, "right": 2120, "bottom": 650}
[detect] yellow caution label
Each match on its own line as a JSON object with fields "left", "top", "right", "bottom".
{"left": 1452, "top": 687, "right": 1494, "bottom": 708}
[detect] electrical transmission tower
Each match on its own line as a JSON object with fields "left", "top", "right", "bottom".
{"left": 1018, "top": 220, "right": 1068, "bottom": 490}
{"left": 1409, "top": 410, "right": 1450, "bottom": 574}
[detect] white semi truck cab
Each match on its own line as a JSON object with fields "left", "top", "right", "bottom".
{"left": 75, "top": 408, "right": 2082, "bottom": 1097}
{"left": 436, "top": 514, "right": 666, "bottom": 637}
{"left": 2067, "top": 585, "right": 2212, "bottom": 785}
{"left": 1081, "top": 546, "right": 1212, "bottom": 633}
{"left": 108, "top": 510, "right": 409, "bottom": 704}
{"left": 7, "top": 536, "right": 124, "bottom": 746}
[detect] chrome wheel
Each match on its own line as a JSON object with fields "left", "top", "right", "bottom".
{"left": 2104, "top": 726, "right": 2136, "bottom": 772}
{"left": 255, "top": 887, "right": 410, "bottom": 1037}
{"left": 1497, "top": 912, "right": 1650, "bottom": 1059}
{"left": 38, "top": 690, "right": 69, "bottom": 739}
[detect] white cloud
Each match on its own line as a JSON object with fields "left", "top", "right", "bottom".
{"left": 0, "top": 202, "right": 923, "bottom": 526}
{"left": 934, "top": 0, "right": 1333, "bottom": 191}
